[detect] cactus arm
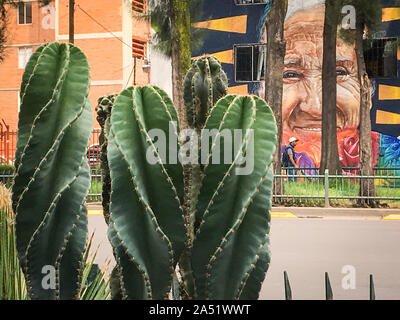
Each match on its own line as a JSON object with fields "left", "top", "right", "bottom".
{"left": 96, "top": 94, "right": 117, "bottom": 225}
{"left": 184, "top": 56, "right": 228, "bottom": 129}
{"left": 152, "top": 85, "right": 179, "bottom": 124}
{"left": 191, "top": 95, "right": 277, "bottom": 299}
{"left": 12, "top": 42, "right": 92, "bottom": 299}
{"left": 108, "top": 86, "right": 186, "bottom": 299}
{"left": 58, "top": 202, "right": 89, "bottom": 300}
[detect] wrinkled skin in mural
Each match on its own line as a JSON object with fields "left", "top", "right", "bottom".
{"left": 261, "top": 4, "right": 380, "bottom": 169}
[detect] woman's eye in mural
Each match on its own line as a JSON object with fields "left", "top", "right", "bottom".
{"left": 336, "top": 67, "right": 349, "bottom": 82}
{"left": 283, "top": 71, "right": 303, "bottom": 82}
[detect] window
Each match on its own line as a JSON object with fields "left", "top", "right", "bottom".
{"left": 234, "top": 44, "right": 266, "bottom": 82}
{"left": 18, "top": 47, "right": 33, "bottom": 69}
{"left": 364, "top": 38, "right": 398, "bottom": 78}
{"left": 18, "top": 2, "right": 32, "bottom": 25}
{"left": 132, "top": 37, "right": 147, "bottom": 59}
{"left": 132, "top": 0, "right": 146, "bottom": 13}
{"left": 234, "top": 0, "right": 269, "bottom": 5}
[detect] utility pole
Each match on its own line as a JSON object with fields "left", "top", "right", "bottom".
{"left": 69, "top": 0, "right": 75, "bottom": 44}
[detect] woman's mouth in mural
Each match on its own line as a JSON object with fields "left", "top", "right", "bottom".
{"left": 288, "top": 110, "right": 345, "bottom": 137}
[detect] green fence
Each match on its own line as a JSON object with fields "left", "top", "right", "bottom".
{"left": 275, "top": 167, "right": 400, "bottom": 207}
{"left": 1, "top": 167, "right": 400, "bottom": 206}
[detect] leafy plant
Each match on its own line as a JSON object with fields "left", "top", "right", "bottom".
{"left": 0, "top": 183, "right": 27, "bottom": 300}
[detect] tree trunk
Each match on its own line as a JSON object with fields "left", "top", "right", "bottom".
{"left": 320, "top": 0, "right": 342, "bottom": 177}
{"left": 264, "top": 0, "right": 287, "bottom": 202}
{"left": 355, "top": 20, "right": 378, "bottom": 207}
{"left": 170, "top": 0, "right": 191, "bottom": 130}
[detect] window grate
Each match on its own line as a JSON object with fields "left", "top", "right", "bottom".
{"left": 364, "top": 38, "right": 398, "bottom": 79}
{"left": 132, "top": 37, "right": 147, "bottom": 59}
{"left": 132, "top": 0, "right": 146, "bottom": 13}
{"left": 234, "top": 44, "right": 266, "bottom": 82}
{"left": 234, "top": 0, "right": 269, "bottom": 5}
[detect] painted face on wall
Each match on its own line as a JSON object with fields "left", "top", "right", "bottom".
{"left": 282, "top": 5, "right": 360, "bottom": 139}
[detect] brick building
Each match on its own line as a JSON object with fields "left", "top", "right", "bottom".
{"left": 0, "top": 0, "right": 151, "bottom": 132}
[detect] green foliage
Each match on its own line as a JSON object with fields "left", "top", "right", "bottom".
{"left": 12, "top": 42, "right": 93, "bottom": 300}
{"left": 183, "top": 56, "right": 228, "bottom": 129}
{"left": 0, "top": 184, "right": 27, "bottom": 300}
{"left": 147, "top": 0, "right": 206, "bottom": 57}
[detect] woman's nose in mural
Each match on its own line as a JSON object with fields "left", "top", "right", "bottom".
{"left": 286, "top": 76, "right": 323, "bottom": 137}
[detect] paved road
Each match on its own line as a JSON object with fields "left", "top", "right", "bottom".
{"left": 88, "top": 215, "right": 400, "bottom": 300}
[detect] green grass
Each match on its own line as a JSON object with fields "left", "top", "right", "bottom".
{"left": 277, "top": 178, "right": 400, "bottom": 208}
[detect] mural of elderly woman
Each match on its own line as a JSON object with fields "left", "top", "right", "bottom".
{"left": 258, "top": 0, "right": 380, "bottom": 169}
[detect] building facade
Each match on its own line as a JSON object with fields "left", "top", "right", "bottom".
{"left": 0, "top": 0, "right": 151, "bottom": 133}
{"left": 192, "top": 0, "right": 400, "bottom": 170}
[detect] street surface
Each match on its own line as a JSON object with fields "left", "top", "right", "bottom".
{"left": 87, "top": 210, "right": 400, "bottom": 300}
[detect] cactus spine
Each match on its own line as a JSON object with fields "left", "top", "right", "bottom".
{"left": 12, "top": 42, "right": 93, "bottom": 300}
{"left": 96, "top": 94, "right": 117, "bottom": 225}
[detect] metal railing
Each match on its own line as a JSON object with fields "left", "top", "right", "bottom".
{"left": 274, "top": 167, "right": 400, "bottom": 207}
{"left": 1, "top": 167, "right": 400, "bottom": 206}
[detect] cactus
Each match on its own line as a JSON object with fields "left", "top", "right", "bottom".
{"left": 12, "top": 42, "right": 93, "bottom": 300}
{"left": 184, "top": 55, "right": 228, "bottom": 129}
{"left": 191, "top": 95, "right": 276, "bottom": 300}
{"left": 181, "top": 56, "right": 228, "bottom": 298}
{"left": 96, "top": 94, "right": 117, "bottom": 225}
{"left": 107, "top": 85, "right": 186, "bottom": 299}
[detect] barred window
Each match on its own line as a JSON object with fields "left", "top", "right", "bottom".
{"left": 364, "top": 38, "right": 398, "bottom": 79}
{"left": 234, "top": 44, "right": 266, "bottom": 82}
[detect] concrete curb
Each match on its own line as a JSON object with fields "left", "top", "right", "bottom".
{"left": 271, "top": 207, "right": 400, "bottom": 220}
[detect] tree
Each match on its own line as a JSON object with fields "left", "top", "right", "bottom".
{"left": 339, "top": 0, "right": 382, "bottom": 206}
{"left": 264, "top": 0, "right": 288, "bottom": 200}
{"left": 320, "top": 0, "right": 343, "bottom": 176}
{"left": 0, "top": 1, "right": 53, "bottom": 61}
{"left": 351, "top": 0, "right": 382, "bottom": 207}
{"left": 147, "top": 0, "right": 205, "bottom": 129}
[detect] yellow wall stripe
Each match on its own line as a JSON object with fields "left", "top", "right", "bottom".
{"left": 376, "top": 110, "right": 400, "bottom": 125}
{"left": 382, "top": 7, "right": 400, "bottom": 22}
{"left": 379, "top": 84, "right": 400, "bottom": 100}
{"left": 227, "top": 85, "right": 248, "bottom": 95}
{"left": 398, "top": 45, "right": 400, "bottom": 60}
{"left": 192, "top": 15, "right": 247, "bottom": 34}
{"left": 192, "top": 50, "right": 234, "bottom": 65}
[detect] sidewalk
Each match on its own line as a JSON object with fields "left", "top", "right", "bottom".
{"left": 87, "top": 202, "right": 400, "bottom": 220}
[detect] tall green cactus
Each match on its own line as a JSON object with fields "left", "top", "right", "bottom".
{"left": 181, "top": 56, "right": 228, "bottom": 298}
{"left": 96, "top": 94, "right": 117, "bottom": 225}
{"left": 191, "top": 95, "right": 276, "bottom": 300}
{"left": 184, "top": 55, "right": 228, "bottom": 129}
{"left": 12, "top": 42, "right": 93, "bottom": 300}
{"left": 107, "top": 85, "right": 186, "bottom": 299}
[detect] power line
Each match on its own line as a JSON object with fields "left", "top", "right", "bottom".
{"left": 75, "top": 4, "right": 133, "bottom": 50}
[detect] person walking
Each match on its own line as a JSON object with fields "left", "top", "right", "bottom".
{"left": 283, "top": 137, "right": 299, "bottom": 182}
